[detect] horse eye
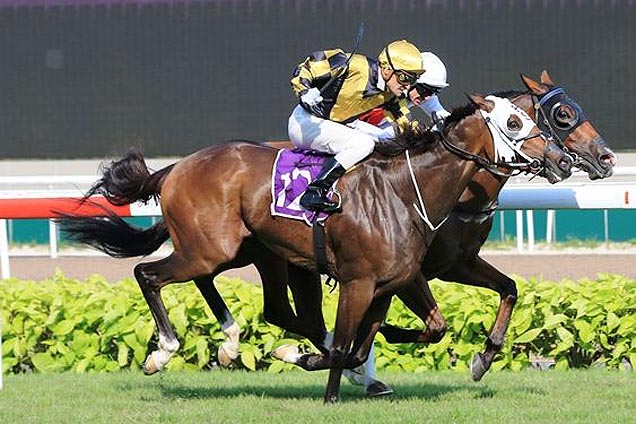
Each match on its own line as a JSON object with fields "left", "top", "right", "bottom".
{"left": 507, "top": 117, "right": 521, "bottom": 131}
{"left": 556, "top": 107, "right": 569, "bottom": 121}
{"left": 552, "top": 104, "right": 578, "bottom": 129}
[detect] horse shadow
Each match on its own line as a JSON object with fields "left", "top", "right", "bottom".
{"left": 151, "top": 380, "right": 500, "bottom": 402}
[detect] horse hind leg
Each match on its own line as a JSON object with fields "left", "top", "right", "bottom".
{"left": 193, "top": 275, "right": 241, "bottom": 367}
{"left": 135, "top": 251, "right": 231, "bottom": 374}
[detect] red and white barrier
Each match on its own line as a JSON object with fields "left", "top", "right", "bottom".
{"left": 0, "top": 191, "right": 160, "bottom": 219}
{"left": 0, "top": 190, "right": 160, "bottom": 279}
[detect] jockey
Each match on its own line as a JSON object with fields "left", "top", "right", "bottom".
{"left": 288, "top": 39, "right": 425, "bottom": 213}
{"left": 356, "top": 51, "right": 451, "bottom": 139}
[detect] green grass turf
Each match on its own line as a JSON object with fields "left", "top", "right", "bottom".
{"left": 2, "top": 368, "right": 636, "bottom": 423}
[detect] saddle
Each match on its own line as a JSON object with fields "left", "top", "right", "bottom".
{"left": 270, "top": 148, "right": 342, "bottom": 225}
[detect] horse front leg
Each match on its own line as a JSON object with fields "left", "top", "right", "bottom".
{"left": 324, "top": 277, "right": 375, "bottom": 404}
{"left": 441, "top": 255, "right": 517, "bottom": 381}
{"left": 347, "top": 294, "right": 393, "bottom": 397}
{"left": 380, "top": 272, "right": 447, "bottom": 344}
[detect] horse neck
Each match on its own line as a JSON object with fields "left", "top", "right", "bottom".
{"left": 405, "top": 115, "right": 493, "bottom": 229}
{"left": 456, "top": 170, "right": 508, "bottom": 213}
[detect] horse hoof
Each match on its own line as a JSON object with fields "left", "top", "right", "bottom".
{"left": 217, "top": 344, "right": 236, "bottom": 368}
{"left": 272, "top": 344, "right": 300, "bottom": 363}
{"left": 143, "top": 354, "right": 160, "bottom": 375}
{"left": 470, "top": 352, "right": 488, "bottom": 381}
{"left": 365, "top": 380, "right": 394, "bottom": 397}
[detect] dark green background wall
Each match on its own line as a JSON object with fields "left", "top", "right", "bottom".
{"left": 0, "top": 0, "right": 633, "bottom": 158}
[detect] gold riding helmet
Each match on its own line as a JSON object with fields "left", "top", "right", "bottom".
{"left": 378, "top": 40, "right": 425, "bottom": 85}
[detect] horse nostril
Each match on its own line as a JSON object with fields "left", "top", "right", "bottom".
{"left": 559, "top": 156, "right": 572, "bottom": 171}
{"left": 600, "top": 153, "right": 617, "bottom": 167}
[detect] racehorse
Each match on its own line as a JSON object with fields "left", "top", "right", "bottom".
{"left": 374, "top": 71, "right": 617, "bottom": 380}
{"left": 61, "top": 93, "right": 571, "bottom": 402}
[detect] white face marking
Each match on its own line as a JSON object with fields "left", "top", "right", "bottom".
{"left": 480, "top": 95, "right": 543, "bottom": 163}
{"left": 484, "top": 96, "right": 537, "bottom": 141}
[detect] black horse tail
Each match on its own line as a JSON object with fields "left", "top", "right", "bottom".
{"left": 84, "top": 147, "right": 175, "bottom": 206}
{"left": 57, "top": 209, "right": 170, "bottom": 258}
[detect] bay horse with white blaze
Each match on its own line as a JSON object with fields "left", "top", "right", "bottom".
{"left": 61, "top": 94, "right": 570, "bottom": 403}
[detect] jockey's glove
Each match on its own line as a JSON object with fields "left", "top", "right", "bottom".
{"left": 300, "top": 87, "right": 323, "bottom": 107}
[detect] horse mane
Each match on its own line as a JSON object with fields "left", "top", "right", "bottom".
{"left": 374, "top": 101, "right": 481, "bottom": 158}
{"left": 489, "top": 89, "right": 529, "bottom": 99}
{"left": 374, "top": 124, "right": 438, "bottom": 157}
{"left": 444, "top": 103, "right": 478, "bottom": 127}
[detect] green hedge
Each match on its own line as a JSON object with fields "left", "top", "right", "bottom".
{"left": 2, "top": 272, "right": 636, "bottom": 374}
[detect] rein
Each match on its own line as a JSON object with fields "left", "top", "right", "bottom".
{"left": 406, "top": 98, "right": 544, "bottom": 231}
{"left": 406, "top": 149, "right": 449, "bottom": 231}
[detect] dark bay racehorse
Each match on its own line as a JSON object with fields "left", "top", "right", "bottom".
{"left": 61, "top": 94, "right": 570, "bottom": 402}
{"left": 375, "top": 71, "right": 617, "bottom": 380}
{"left": 180, "top": 71, "right": 615, "bottom": 386}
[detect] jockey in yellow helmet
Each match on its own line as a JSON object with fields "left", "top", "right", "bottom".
{"left": 288, "top": 39, "right": 424, "bottom": 212}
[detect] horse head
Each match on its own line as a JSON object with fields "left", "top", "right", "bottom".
{"left": 521, "top": 70, "right": 617, "bottom": 180}
{"left": 457, "top": 93, "right": 572, "bottom": 183}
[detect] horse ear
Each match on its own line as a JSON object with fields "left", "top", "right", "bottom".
{"left": 467, "top": 93, "right": 495, "bottom": 112}
{"left": 520, "top": 73, "right": 548, "bottom": 95}
{"left": 540, "top": 70, "right": 555, "bottom": 86}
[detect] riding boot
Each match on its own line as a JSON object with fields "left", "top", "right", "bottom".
{"left": 300, "top": 157, "right": 346, "bottom": 213}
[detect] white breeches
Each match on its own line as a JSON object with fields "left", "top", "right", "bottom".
{"left": 288, "top": 105, "right": 376, "bottom": 170}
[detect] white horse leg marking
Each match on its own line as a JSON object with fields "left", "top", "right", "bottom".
{"left": 144, "top": 334, "right": 180, "bottom": 374}
{"left": 218, "top": 321, "right": 241, "bottom": 367}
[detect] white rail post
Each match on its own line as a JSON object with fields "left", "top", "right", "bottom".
{"left": 1, "top": 318, "right": 3, "bottom": 390}
{"left": 603, "top": 209, "right": 609, "bottom": 245}
{"left": 0, "top": 219, "right": 9, "bottom": 279}
{"left": 526, "top": 210, "right": 535, "bottom": 252}
{"left": 546, "top": 209, "right": 555, "bottom": 244}
{"left": 0, "top": 219, "right": 5, "bottom": 389}
{"left": 49, "top": 219, "right": 58, "bottom": 259}
{"left": 515, "top": 210, "right": 524, "bottom": 253}
{"left": 0, "top": 315, "right": 3, "bottom": 390}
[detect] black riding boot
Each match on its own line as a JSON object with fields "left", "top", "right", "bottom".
{"left": 300, "top": 157, "right": 346, "bottom": 213}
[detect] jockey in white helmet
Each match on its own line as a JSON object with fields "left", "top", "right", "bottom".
{"left": 409, "top": 51, "right": 451, "bottom": 122}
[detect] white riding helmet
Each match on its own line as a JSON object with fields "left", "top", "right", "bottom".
{"left": 417, "top": 52, "right": 449, "bottom": 88}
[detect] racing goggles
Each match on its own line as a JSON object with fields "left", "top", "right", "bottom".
{"left": 414, "top": 83, "right": 442, "bottom": 98}
{"left": 385, "top": 45, "right": 421, "bottom": 86}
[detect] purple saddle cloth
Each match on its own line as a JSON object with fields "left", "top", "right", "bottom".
{"left": 270, "top": 148, "right": 336, "bottom": 225}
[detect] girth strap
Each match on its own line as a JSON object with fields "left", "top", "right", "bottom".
{"left": 312, "top": 216, "right": 329, "bottom": 275}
